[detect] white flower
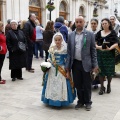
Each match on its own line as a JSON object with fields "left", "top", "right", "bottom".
{"left": 40, "top": 62, "right": 51, "bottom": 68}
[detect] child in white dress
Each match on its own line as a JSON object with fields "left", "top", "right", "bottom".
{"left": 41, "top": 32, "right": 76, "bottom": 107}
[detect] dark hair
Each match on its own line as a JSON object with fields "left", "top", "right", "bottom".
{"left": 91, "top": 18, "right": 98, "bottom": 24}
{"left": 71, "top": 22, "right": 76, "bottom": 31}
{"left": 68, "top": 21, "right": 72, "bottom": 27}
{"left": 55, "top": 16, "right": 64, "bottom": 24}
{"left": 101, "top": 18, "right": 113, "bottom": 30}
{"left": 7, "top": 19, "right": 12, "bottom": 24}
{"left": 28, "top": 13, "right": 35, "bottom": 19}
{"left": 45, "top": 21, "right": 54, "bottom": 31}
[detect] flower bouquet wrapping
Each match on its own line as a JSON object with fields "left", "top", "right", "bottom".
{"left": 40, "top": 62, "right": 51, "bottom": 86}
{"left": 40, "top": 62, "right": 51, "bottom": 72}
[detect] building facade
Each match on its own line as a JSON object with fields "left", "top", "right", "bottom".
{"left": 106, "top": 0, "right": 120, "bottom": 19}
{"left": 0, "top": 0, "right": 107, "bottom": 26}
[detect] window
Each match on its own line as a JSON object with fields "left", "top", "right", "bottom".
{"left": 29, "top": 0, "right": 40, "bottom": 7}
{"left": 79, "top": 6, "right": 84, "bottom": 16}
{"left": 59, "top": 1, "right": 66, "bottom": 12}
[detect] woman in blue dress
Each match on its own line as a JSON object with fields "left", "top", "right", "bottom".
{"left": 41, "top": 32, "right": 76, "bottom": 107}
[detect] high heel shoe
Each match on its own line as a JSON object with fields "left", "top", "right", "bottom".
{"left": 99, "top": 87, "right": 106, "bottom": 95}
{"left": 107, "top": 85, "right": 111, "bottom": 93}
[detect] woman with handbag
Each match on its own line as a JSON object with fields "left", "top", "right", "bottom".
{"left": 0, "top": 21, "right": 7, "bottom": 84}
{"left": 6, "top": 20, "right": 27, "bottom": 81}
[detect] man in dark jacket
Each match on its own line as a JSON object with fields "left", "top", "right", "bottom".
{"left": 23, "top": 13, "right": 36, "bottom": 73}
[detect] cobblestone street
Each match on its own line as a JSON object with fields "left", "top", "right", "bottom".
{"left": 0, "top": 58, "right": 120, "bottom": 120}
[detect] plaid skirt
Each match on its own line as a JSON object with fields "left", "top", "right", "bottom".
{"left": 97, "top": 50, "right": 115, "bottom": 76}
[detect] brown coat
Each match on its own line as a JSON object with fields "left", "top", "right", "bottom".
{"left": 43, "top": 30, "right": 54, "bottom": 51}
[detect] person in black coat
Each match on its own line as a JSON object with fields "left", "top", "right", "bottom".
{"left": 43, "top": 21, "right": 54, "bottom": 62}
{"left": 6, "top": 20, "right": 27, "bottom": 81}
{"left": 23, "top": 13, "right": 36, "bottom": 73}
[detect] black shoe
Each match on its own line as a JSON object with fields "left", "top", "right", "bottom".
{"left": 85, "top": 104, "right": 91, "bottom": 111}
{"left": 99, "top": 86, "right": 106, "bottom": 95}
{"left": 12, "top": 78, "right": 16, "bottom": 81}
{"left": 94, "top": 85, "right": 98, "bottom": 89}
{"left": 75, "top": 103, "right": 84, "bottom": 110}
{"left": 107, "top": 85, "right": 111, "bottom": 93}
{"left": 27, "top": 69, "right": 34, "bottom": 73}
{"left": 17, "top": 78, "right": 23, "bottom": 80}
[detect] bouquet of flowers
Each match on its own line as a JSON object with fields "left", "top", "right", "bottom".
{"left": 40, "top": 62, "right": 51, "bottom": 72}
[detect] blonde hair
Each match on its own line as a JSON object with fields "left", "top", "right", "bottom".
{"left": 20, "top": 20, "right": 27, "bottom": 29}
{"left": 0, "top": 21, "right": 3, "bottom": 27}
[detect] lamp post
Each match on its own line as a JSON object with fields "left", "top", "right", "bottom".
{"left": 114, "top": 8, "right": 118, "bottom": 17}
{"left": 114, "top": 3, "right": 118, "bottom": 17}
{"left": 93, "top": 2, "right": 98, "bottom": 17}
{"left": 47, "top": 0, "right": 54, "bottom": 20}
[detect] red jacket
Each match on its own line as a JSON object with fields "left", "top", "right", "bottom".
{"left": 0, "top": 33, "right": 7, "bottom": 54}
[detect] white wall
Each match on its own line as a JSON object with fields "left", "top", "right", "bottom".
{"left": 4, "top": 0, "right": 108, "bottom": 26}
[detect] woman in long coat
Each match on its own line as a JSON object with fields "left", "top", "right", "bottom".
{"left": 6, "top": 20, "right": 27, "bottom": 81}
{"left": 43, "top": 21, "right": 54, "bottom": 62}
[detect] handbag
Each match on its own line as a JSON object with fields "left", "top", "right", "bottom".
{"left": 18, "top": 41, "right": 26, "bottom": 52}
{"left": 13, "top": 31, "right": 26, "bottom": 52}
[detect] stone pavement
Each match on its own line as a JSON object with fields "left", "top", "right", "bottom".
{"left": 0, "top": 58, "right": 120, "bottom": 120}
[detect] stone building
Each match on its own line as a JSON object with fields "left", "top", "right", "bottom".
{"left": 0, "top": 0, "right": 107, "bottom": 26}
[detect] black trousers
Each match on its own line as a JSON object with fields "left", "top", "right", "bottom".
{"left": 11, "top": 69, "right": 22, "bottom": 78}
{"left": 72, "top": 59, "right": 92, "bottom": 105}
{"left": 0, "top": 54, "right": 5, "bottom": 80}
{"left": 26, "top": 43, "right": 34, "bottom": 70}
{"left": 45, "top": 50, "right": 49, "bottom": 62}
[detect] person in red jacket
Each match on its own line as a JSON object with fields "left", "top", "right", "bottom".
{"left": 0, "top": 21, "right": 7, "bottom": 84}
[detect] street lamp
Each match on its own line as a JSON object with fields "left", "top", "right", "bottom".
{"left": 93, "top": 2, "right": 98, "bottom": 17}
{"left": 46, "top": 0, "right": 55, "bottom": 20}
{"left": 114, "top": 8, "right": 118, "bottom": 17}
{"left": 114, "top": 3, "right": 118, "bottom": 17}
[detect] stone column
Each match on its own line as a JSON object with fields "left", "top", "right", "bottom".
{"left": 0, "top": 0, "right": 6, "bottom": 24}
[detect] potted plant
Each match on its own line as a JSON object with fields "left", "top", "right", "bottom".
{"left": 45, "top": 4, "right": 55, "bottom": 11}
{"left": 93, "top": 14, "right": 98, "bottom": 17}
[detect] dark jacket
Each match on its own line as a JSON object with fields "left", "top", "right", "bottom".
{"left": 23, "top": 20, "right": 36, "bottom": 45}
{"left": 6, "top": 29, "right": 27, "bottom": 69}
{"left": 43, "top": 30, "right": 54, "bottom": 51}
{"left": 54, "top": 22, "right": 68, "bottom": 42}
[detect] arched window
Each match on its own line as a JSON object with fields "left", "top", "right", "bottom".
{"left": 29, "top": 0, "right": 41, "bottom": 23}
{"left": 59, "top": 1, "right": 67, "bottom": 19}
{"left": 59, "top": 1, "right": 66, "bottom": 12}
{"left": 79, "top": 6, "right": 84, "bottom": 16}
{"left": 29, "top": 0, "right": 40, "bottom": 7}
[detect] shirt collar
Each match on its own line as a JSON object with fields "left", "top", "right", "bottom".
{"left": 75, "top": 28, "right": 85, "bottom": 34}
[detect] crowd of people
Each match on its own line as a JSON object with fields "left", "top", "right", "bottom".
{"left": 0, "top": 13, "right": 120, "bottom": 111}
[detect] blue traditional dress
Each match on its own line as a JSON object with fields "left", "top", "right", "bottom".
{"left": 41, "top": 51, "right": 76, "bottom": 107}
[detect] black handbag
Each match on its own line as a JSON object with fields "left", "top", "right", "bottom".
{"left": 18, "top": 41, "right": 26, "bottom": 52}
{"left": 13, "top": 31, "right": 26, "bottom": 52}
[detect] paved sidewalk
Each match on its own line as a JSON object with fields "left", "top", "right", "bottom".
{"left": 0, "top": 58, "right": 120, "bottom": 120}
